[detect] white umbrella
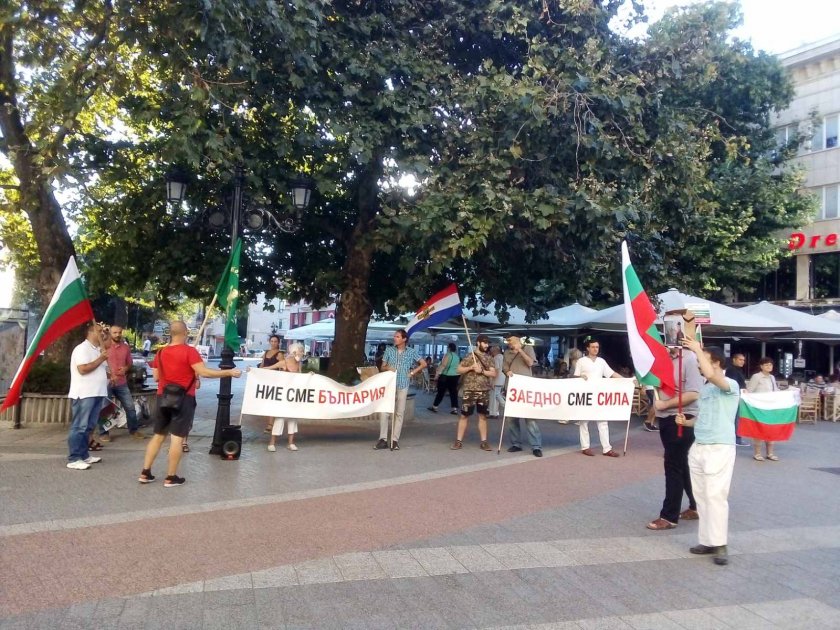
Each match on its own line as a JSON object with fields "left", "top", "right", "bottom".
{"left": 584, "top": 289, "right": 792, "bottom": 335}
{"left": 741, "top": 301, "right": 840, "bottom": 339}
{"left": 819, "top": 309, "right": 840, "bottom": 321}
{"left": 285, "top": 319, "right": 431, "bottom": 343}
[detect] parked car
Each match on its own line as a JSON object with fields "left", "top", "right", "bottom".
{"left": 130, "top": 353, "right": 153, "bottom": 388}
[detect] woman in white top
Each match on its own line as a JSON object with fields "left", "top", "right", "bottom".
{"left": 746, "top": 357, "right": 778, "bottom": 462}
{"left": 268, "top": 343, "right": 303, "bottom": 452}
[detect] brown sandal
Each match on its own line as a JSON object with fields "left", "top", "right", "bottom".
{"left": 88, "top": 440, "right": 103, "bottom": 451}
{"left": 646, "top": 518, "right": 677, "bottom": 530}
{"left": 182, "top": 443, "right": 190, "bottom": 453}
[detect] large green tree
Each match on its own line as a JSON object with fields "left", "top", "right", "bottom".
{"left": 3, "top": 0, "right": 813, "bottom": 380}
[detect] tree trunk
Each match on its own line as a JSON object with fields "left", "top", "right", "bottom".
{"left": 328, "top": 244, "right": 374, "bottom": 381}
{"left": 327, "top": 155, "right": 382, "bottom": 381}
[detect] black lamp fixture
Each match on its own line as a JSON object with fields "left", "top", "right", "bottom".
{"left": 165, "top": 169, "right": 189, "bottom": 204}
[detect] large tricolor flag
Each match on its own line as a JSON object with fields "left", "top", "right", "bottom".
{"left": 738, "top": 391, "right": 799, "bottom": 442}
{"left": 1, "top": 257, "right": 95, "bottom": 411}
{"left": 405, "top": 284, "right": 463, "bottom": 338}
{"left": 622, "top": 242, "right": 676, "bottom": 397}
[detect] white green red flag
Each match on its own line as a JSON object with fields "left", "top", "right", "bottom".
{"left": 738, "top": 391, "right": 799, "bottom": 442}
{"left": 621, "top": 242, "right": 675, "bottom": 396}
{"left": 1, "top": 257, "right": 95, "bottom": 411}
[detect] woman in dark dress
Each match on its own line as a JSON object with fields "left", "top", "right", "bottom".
{"left": 259, "top": 334, "right": 286, "bottom": 432}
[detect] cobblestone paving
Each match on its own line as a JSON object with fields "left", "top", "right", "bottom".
{"left": 2, "top": 387, "right": 839, "bottom": 628}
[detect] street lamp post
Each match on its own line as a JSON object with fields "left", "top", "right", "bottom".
{"left": 165, "top": 166, "right": 313, "bottom": 455}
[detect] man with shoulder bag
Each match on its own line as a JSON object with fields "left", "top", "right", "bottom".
{"left": 138, "top": 321, "right": 242, "bottom": 487}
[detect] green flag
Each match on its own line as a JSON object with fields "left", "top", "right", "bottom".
{"left": 214, "top": 238, "right": 242, "bottom": 352}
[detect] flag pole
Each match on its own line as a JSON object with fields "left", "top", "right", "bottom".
{"left": 461, "top": 314, "right": 474, "bottom": 354}
{"left": 497, "top": 409, "right": 506, "bottom": 454}
{"left": 193, "top": 294, "right": 219, "bottom": 348}
{"left": 677, "top": 347, "right": 684, "bottom": 438}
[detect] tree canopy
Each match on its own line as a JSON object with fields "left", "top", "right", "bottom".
{"left": 1, "top": 0, "right": 814, "bottom": 377}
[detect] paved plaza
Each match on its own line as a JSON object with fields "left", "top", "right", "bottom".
{"left": 1, "top": 375, "right": 840, "bottom": 629}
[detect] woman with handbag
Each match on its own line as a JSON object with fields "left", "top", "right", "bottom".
{"left": 427, "top": 342, "right": 460, "bottom": 415}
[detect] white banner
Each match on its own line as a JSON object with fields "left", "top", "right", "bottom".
{"left": 242, "top": 369, "right": 396, "bottom": 419}
{"left": 505, "top": 375, "right": 634, "bottom": 421}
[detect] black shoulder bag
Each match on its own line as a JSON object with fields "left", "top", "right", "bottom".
{"left": 158, "top": 348, "right": 195, "bottom": 411}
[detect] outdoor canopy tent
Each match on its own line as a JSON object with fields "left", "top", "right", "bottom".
{"left": 582, "top": 289, "right": 792, "bottom": 335}
{"left": 740, "top": 301, "right": 840, "bottom": 340}
{"left": 284, "top": 319, "right": 430, "bottom": 343}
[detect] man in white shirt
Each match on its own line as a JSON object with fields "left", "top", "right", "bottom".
{"left": 142, "top": 337, "right": 152, "bottom": 357}
{"left": 67, "top": 322, "right": 110, "bottom": 470}
{"left": 575, "top": 338, "right": 622, "bottom": 457}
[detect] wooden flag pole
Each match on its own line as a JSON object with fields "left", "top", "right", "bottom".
{"left": 193, "top": 294, "right": 219, "bottom": 348}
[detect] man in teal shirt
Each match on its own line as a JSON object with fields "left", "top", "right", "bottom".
{"left": 677, "top": 338, "right": 739, "bottom": 566}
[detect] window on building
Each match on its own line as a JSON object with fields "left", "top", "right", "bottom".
{"left": 826, "top": 114, "right": 839, "bottom": 149}
{"left": 810, "top": 120, "right": 824, "bottom": 151}
{"left": 825, "top": 185, "right": 839, "bottom": 220}
{"left": 812, "top": 252, "right": 840, "bottom": 300}
{"left": 754, "top": 256, "right": 796, "bottom": 301}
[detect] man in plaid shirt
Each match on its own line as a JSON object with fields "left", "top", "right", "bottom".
{"left": 376, "top": 329, "right": 427, "bottom": 451}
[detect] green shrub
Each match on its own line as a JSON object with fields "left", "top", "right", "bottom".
{"left": 21, "top": 359, "right": 70, "bottom": 394}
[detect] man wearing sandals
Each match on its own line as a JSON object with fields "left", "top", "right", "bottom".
{"left": 451, "top": 334, "right": 497, "bottom": 451}
{"left": 66, "top": 322, "right": 109, "bottom": 470}
{"left": 138, "top": 321, "right": 242, "bottom": 487}
{"left": 678, "top": 338, "right": 739, "bottom": 566}
{"left": 647, "top": 343, "right": 703, "bottom": 531}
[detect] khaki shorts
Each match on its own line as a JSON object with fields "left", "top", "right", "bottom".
{"left": 460, "top": 390, "right": 490, "bottom": 417}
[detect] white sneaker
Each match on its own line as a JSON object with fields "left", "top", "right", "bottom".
{"left": 67, "top": 460, "right": 90, "bottom": 470}
{"left": 267, "top": 444, "right": 276, "bottom": 452}
{"left": 287, "top": 444, "right": 298, "bottom": 451}
{"left": 84, "top": 456, "right": 102, "bottom": 464}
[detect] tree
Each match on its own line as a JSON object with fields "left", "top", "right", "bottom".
{"left": 7, "top": 0, "right": 813, "bottom": 382}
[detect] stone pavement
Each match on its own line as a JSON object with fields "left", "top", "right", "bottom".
{"left": 1, "top": 381, "right": 840, "bottom": 629}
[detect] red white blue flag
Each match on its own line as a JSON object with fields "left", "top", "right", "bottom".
{"left": 405, "top": 284, "right": 463, "bottom": 338}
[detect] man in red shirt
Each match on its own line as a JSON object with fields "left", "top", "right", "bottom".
{"left": 138, "top": 321, "right": 242, "bottom": 487}
{"left": 105, "top": 325, "right": 144, "bottom": 440}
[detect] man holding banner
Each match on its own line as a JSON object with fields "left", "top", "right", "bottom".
{"left": 575, "top": 339, "right": 621, "bottom": 458}
{"left": 503, "top": 336, "right": 542, "bottom": 457}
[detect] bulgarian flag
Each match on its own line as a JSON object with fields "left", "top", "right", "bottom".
{"left": 1, "top": 257, "right": 95, "bottom": 411}
{"left": 738, "top": 391, "right": 800, "bottom": 442}
{"left": 622, "top": 242, "right": 675, "bottom": 396}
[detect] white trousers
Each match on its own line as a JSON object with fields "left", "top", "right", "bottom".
{"left": 380, "top": 388, "right": 408, "bottom": 440}
{"left": 688, "top": 443, "right": 736, "bottom": 547}
{"left": 271, "top": 418, "right": 298, "bottom": 436}
{"left": 579, "top": 421, "right": 612, "bottom": 453}
{"left": 489, "top": 385, "right": 505, "bottom": 416}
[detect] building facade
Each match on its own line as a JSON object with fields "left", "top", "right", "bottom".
{"left": 776, "top": 35, "right": 840, "bottom": 305}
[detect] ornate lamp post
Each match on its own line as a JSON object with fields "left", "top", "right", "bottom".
{"left": 165, "top": 167, "right": 313, "bottom": 454}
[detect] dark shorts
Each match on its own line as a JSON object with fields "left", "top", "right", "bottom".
{"left": 460, "top": 390, "right": 490, "bottom": 417}
{"left": 153, "top": 395, "right": 196, "bottom": 438}
{"left": 645, "top": 390, "right": 655, "bottom": 406}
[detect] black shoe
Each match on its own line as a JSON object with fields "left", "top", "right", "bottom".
{"left": 690, "top": 544, "right": 716, "bottom": 555}
{"left": 374, "top": 438, "right": 388, "bottom": 450}
{"left": 138, "top": 469, "right": 155, "bottom": 484}
{"left": 427, "top": 406, "right": 438, "bottom": 413}
{"left": 390, "top": 440, "right": 400, "bottom": 451}
{"left": 643, "top": 422, "right": 659, "bottom": 432}
{"left": 507, "top": 446, "right": 523, "bottom": 453}
{"left": 450, "top": 409, "right": 459, "bottom": 415}
{"left": 163, "top": 475, "right": 185, "bottom": 487}
{"left": 532, "top": 449, "right": 543, "bottom": 458}
{"left": 713, "top": 546, "right": 728, "bottom": 565}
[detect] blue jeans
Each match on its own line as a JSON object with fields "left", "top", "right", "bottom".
{"left": 507, "top": 417, "right": 542, "bottom": 449}
{"left": 109, "top": 383, "right": 139, "bottom": 433}
{"left": 68, "top": 396, "right": 105, "bottom": 462}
